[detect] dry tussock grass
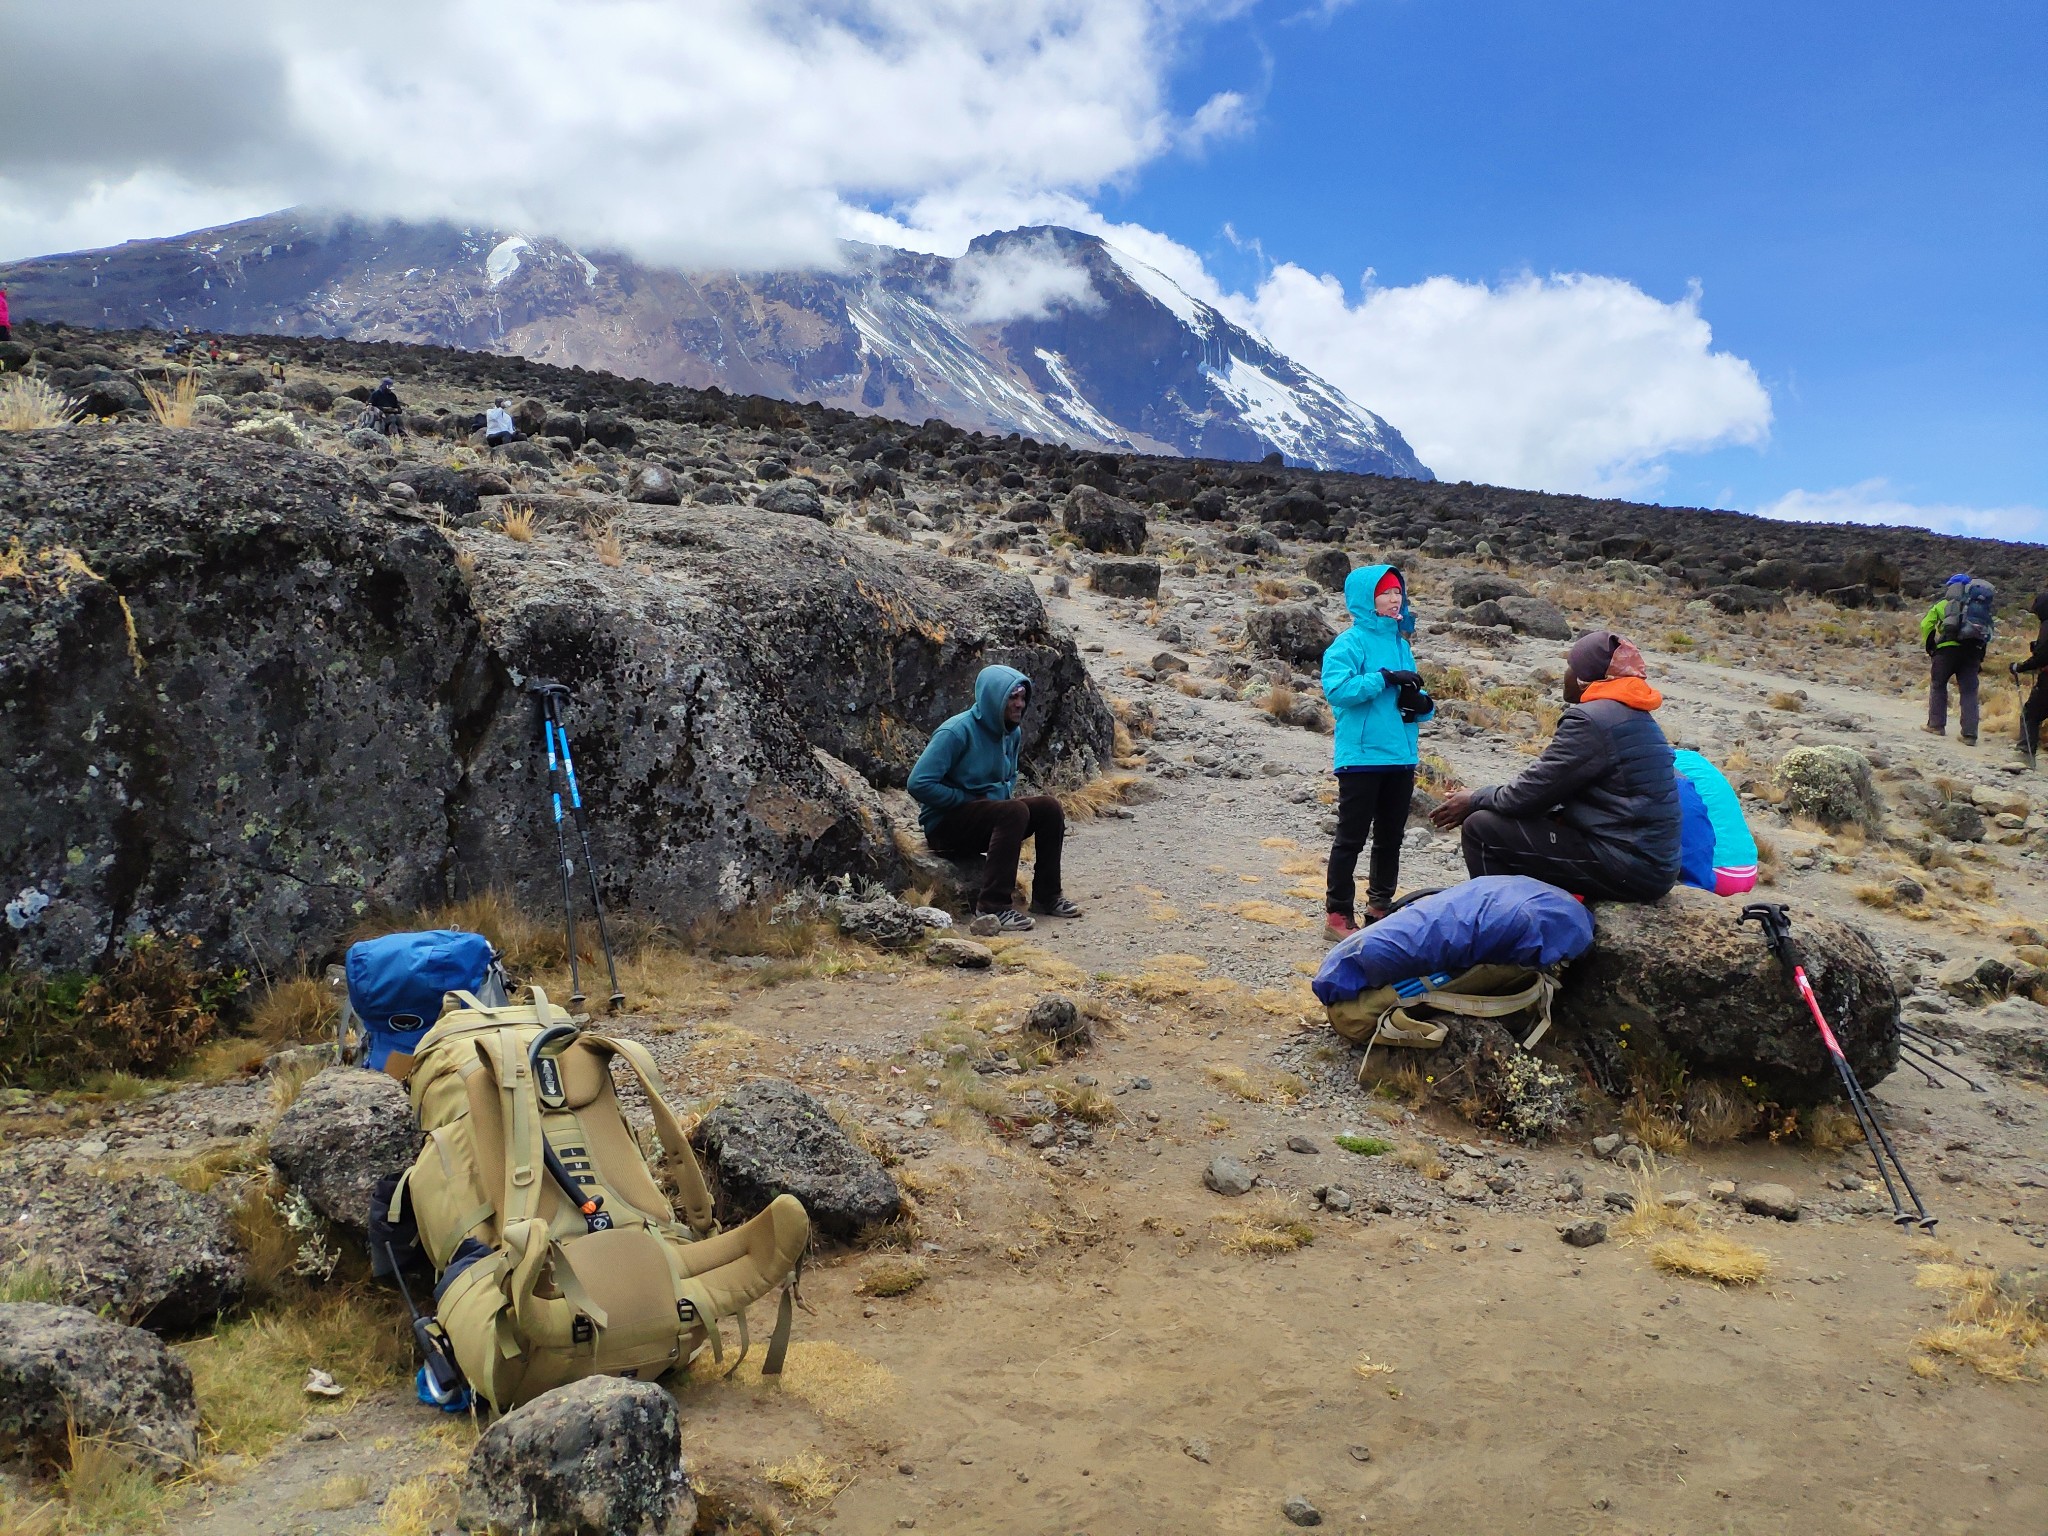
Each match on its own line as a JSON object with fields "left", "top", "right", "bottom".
{"left": 691, "top": 1340, "right": 900, "bottom": 1421}
{"left": 1911, "top": 1264, "right": 2045, "bottom": 1382}
{"left": 1683, "top": 1079, "right": 1759, "bottom": 1145}
{"left": 1215, "top": 1194, "right": 1315, "bottom": 1256}
{"left": 1392, "top": 1141, "right": 1447, "bottom": 1179}
{"left": 585, "top": 514, "right": 625, "bottom": 567}
{"left": 1651, "top": 1232, "right": 1771, "bottom": 1285}
{"left": 251, "top": 976, "right": 338, "bottom": 1044}
{"left": 855, "top": 1258, "right": 927, "bottom": 1298}
{"left": 494, "top": 504, "right": 538, "bottom": 541}
{"left": 1057, "top": 772, "right": 1140, "bottom": 820}
{"left": 1220, "top": 899, "right": 1315, "bottom": 930}
{"left": 142, "top": 367, "right": 202, "bottom": 428}
{"left": 764, "top": 1453, "right": 844, "bottom": 1505}
{"left": 1803, "top": 1102, "right": 1862, "bottom": 1152}
{"left": 375, "top": 1473, "right": 460, "bottom": 1536}
{"left": 0, "top": 374, "right": 81, "bottom": 430}
{"left": 1203, "top": 1063, "right": 1306, "bottom": 1104}
{"left": 1611, "top": 1159, "right": 1699, "bottom": 1241}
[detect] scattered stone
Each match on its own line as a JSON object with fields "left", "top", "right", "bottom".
{"left": 627, "top": 463, "right": 683, "bottom": 505}
{"left": 1937, "top": 955, "right": 2013, "bottom": 1001}
{"left": 269, "top": 1067, "right": 420, "bottom": 1233}
{"left": 1560, "top": 1220, "right": 1608, "bottom": 1248}
{"left": 691, "top": 1078, "right": 901, "bottom": 1241}
{"left": 1283, "top": 1494, "right": 1324, "bottom": 1527}
{"left": 1089, "top": 557, "right": 1161, "bottom": 599}
{"left": 1738, "top": 1183, "right": 1801, "bottom": 1221}
{"left": 1891, "top": 876, "right": 1926, "bottom": 905}
{"left": 1286, "top": 1135, "right": 1321, "bottom": 1155}
{"left": 1151, "top": 651, "right": 1189, "bottom": 673}
{"left": 755, "top": 482, "right": 829, "bottom": 521}
{"left": 1245, "top": 602, "right": 1336, "bottom": 668}
{"left": 1661, "top": 1190, "right": 1699, "bottom": 1210}
{"left": 1305, "top": 548, "right": 1352, "bottom": 591}
{"left": 1444, "top": 1169, "right": 1489, "bottom": 1202}
{"left": 1707, "top": 1180, "right": 1739, "bottom": 1202}
{"left": 1347, "top": 1444, "right": 1373, "bottom": 1464}
{"left": 1322, "top": 1187, "right": 1355, "bottom": 1213}
{"left": 1925, "top": 801, "right": 1987, "bottom": 842}
{"left": 1592, "top": 1133, "right": 1623, "bottom": 1159}
{"left": 1204, "top": 1155, "right": 1256, "bottom": 1197}
{"left": 457, "top": 1376, "right": 695, "bottom": 1536}
{"left": 925, "top": 936, "right": 994, "bottom": 969}
{"left": 1182, "top": 1437, "right": 1211, "bottom": 1464}
{"left": 1602, "top": 1189, "right": 1636, "bottom": 1213}
{"left": 968, "top": 913, "right": 1002, "bottom": 937}
{"left": 1026, "top": 994, "right": 1090, "bottom": 1052}
{"left": 1496, "top": 595, "right": 1572, "bottom": 640}
{"left": 1028, "top": 1124, "right": 1058, "bottom": 1150}
{"left": 0, "top": 1303, "right": 199, "bottom": 1476}
{"left": 830, "top": 889, "right": 929, "bottom": 949}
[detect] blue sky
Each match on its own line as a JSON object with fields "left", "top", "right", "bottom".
{"left": 3, "top": 0, "right": 2040, "bottom": 538}
{"left": 1116, "top": 0, "right": 2045, "bottom": 533}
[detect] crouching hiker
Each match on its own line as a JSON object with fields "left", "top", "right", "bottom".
{"left": 1321, "top": 564, "right": 1432, "bottom": 939}
{"left": 908, "top": 665, "right": 1081, "bottom": 932}
{"left": 484, "top": 399, "right": 524, "bottom": 448}
{"left": 1429, "top": 631, "right": 1679, "bottom": 902}
{"left": 1674, "top": 749, "right": 1758, "bottom": 896}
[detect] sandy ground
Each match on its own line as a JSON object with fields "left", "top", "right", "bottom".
{"left": 158, "top": 555, "right": 2048, "bottom": 1536}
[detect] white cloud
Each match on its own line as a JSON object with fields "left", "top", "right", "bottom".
{"left": 1181, "top": 90, "right": 1255, "bottom": 152}
{"left": 0, "top": 0, "right": 1211, "bottom": 268}
{"left": 1758, "top": 481, "right": 2047, "bottom": 545}
{"left": 939, "top": 234, "right": 1104, "bottom": 323}
{"left": 1234, "top": 266, "right": 1774, "bottom": 494}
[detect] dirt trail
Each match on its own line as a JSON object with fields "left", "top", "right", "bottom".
{"left": 163, "top": 561, "right": 2048, "bottom": 1536}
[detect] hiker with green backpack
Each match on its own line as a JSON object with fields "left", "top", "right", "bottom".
{"left": 1920, "top": 573, "right": 1995, "bottom": 745}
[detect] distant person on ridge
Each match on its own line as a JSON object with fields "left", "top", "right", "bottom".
{"left": 908, "top": 665, "right": 1080, "bottom": 933}
{"left": 1920, "top": 572, "right": 1994, "bottom": 745}
{"left": 367, "top": 376, "right": 405, "bottom": 438}
{"left": 1429, "top": 631, "right": 1679, "bottom": 902}
{"left": 484, "top": 399, "right": 523, "bottom": 448}
{"left": 2013, "top": 589, "right": 2048, "bottom": 767}
{"left": 1319, "top": 563, "right": 1432, "bottom": 939}
{"left": 0, "top": 286, "right": 11, "bottom": 343}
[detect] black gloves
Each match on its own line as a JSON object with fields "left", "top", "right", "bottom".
{"left": 1380, "top": 668, "right": 1424, "bottom": 690}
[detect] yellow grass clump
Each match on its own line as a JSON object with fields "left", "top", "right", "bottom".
{"left": 0, "top": 373, "right": 81, "bottom": 430}
{"left": 1651, "top": 1232, "right": 1772, "bottom": 1285}
{"left": 495, "top": 504, "right": 538, "bottom": 541}
{"left": 376, "top": 1474, "right": 460, "bottom": 1536}
{"left": 142, "top": 367, "right": 201, "bottom": 428}
{"left": 1224, "top": 899, "right": 1315, "bottom": 930}
{"left": 855, "top": 1258, "right": 927, "bottom": 1298}
{"left": 1058, "top": 772, "right": 1141, "bottom": 820}
{"left": 1911, "top": 1263, "right": 2045, "bottom": 1382}
{"left": 691, "top": 1340, "right": 900, "bottom": 1422}
{"left": 1352, "top": 1352, "right": 1397, "bottom": 1379}
{"left": 764, "top": 1453, "right": 844, "bottom": 1505}
{"left": 585, "top": 514, "right": 625, "bottom": 567}
{"left": 251, "top": 975, "right": 339, "bottom": 1045}
{"left": 1204, "top": 1063, "right": 1307, "bottom": 1104}
{"left": 1216, "top": 1195, "right": 1316, "bottom": 1256}
{"left": 1392, "top": 1141, "right": 1447, "bottom": 1179}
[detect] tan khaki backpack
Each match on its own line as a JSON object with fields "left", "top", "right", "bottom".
{"left": 385, "top": 986, "right": 810, "bottom": 1413}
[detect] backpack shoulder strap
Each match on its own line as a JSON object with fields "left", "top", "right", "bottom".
{"left": 586, "top": 1032, "right": 718, "bottom": 1238}
{"left": 471, "top": 1027, "right": 546, "bottom": 1230}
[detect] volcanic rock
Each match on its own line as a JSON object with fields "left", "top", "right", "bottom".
{"left": 458, "top": 1376, "right": 695, "bottom": 1536}
{"left": 691, "top": 1078, "right": 901, "bottom": 1241}
{"left": 269, "top": 1067, "right": 421, "bottom": 1233}
{"left": 0, "top": 1303, "right": 200, "bottom": 1476}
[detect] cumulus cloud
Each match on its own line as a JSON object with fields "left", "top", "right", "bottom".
{"left": 940, "top": 234, "right": 1104, "bottom": 323}
{"left": 1234, "top": 266, "right": 1774, "bottom": 494}
{"left": 1180, "top": 90, "right": 1256, "bottom": 152}
{"left": 0, "top": 0, "right": 1211, "bottom": 267}
{"left": 1758, "top": 482, "right": 2046, "bottom": 545}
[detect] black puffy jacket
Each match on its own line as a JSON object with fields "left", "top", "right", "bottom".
{"left": 2018, "top": 591, "right": 2048, "bottom": 676}
{"left": 1471, "top": 696, "right": 1680, "bottom": 899}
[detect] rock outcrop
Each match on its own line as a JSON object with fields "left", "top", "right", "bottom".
{"left": 0, "top": 1303, "right": 200, "bottom": 1476}
{"left": 457, "top": 1376, "right": 695, "bottom": 1536}
{"left": 690, "top": 1077, "right": 901, "bottom": 1242}
{"left": 0, "top": 430, "right": 1112, "bottom": 975}
{"left": 1554, "top": 886, "right": 1899, "bottom": 1102}
{"left": 269, "top": 1067, "right": 420, "bottom": 1233}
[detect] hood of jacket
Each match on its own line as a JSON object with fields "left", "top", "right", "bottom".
{"left": 2033, "top": 590, "right": 2048, "bottom": 621}
{"left": 1342, "top": 564, "right": 1414, "bottom": 638}
{"left": 1580, "top": 676, "right": 1662, "bottom": 711}
{"left": 971, "top": 665, "right": 1031, "bottom": 735}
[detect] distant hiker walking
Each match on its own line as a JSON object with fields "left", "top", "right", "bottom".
{"left": 909, "top": 665, "right": 1080, "bottom": 932}
{"left": 1921, "top": 572, "right": 1994, "bottom": 744}
{"left": 1429, "top": 631, "right": 1679, "bottom": 902}
{"left": 2013, "top": 589, "right": 2048, "bottom": 766}
{"left": 485, "top": 399, "right": 523, "bottom": 448}
{"left": 1320, "top": 564, "right": 1432, "bottom": 939}
{"left": 0, "top": 286, "right": 10, "bottom": 343}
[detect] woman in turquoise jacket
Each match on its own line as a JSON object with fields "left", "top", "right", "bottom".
{"left": 1320, "top": 564, "right": 1432, "bottom": 937}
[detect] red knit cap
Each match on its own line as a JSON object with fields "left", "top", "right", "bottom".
{"left": 1374, "top": 570, "right": 1402, "bottom": 597}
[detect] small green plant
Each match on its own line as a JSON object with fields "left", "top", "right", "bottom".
{"left": 0, "top": 934, "right": 244, "bottom": 1089}
{"left": 1334, "top": 1134, "right": 1392, "bottom": 1156}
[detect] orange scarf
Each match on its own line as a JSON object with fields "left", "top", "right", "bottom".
{"left": 1581, "top": 676, "right": 1662, "bottom": 710}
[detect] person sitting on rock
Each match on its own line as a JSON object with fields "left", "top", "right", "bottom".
{"left": 908, "top": 664, "right": 1080, "bottom": 932}
{"left": 1673, "top": 748, "right": 1758, "bottom": 896}
{"left": 367, "top": 376, "right": 406, "bottom": 437}
{"left": 1428, "top": 631, "right": 1679, "bottom": 902}
{"left": 484, "top": 399, "right": 523, "bottom": 449}
{"left": 1320, "top": 563, "right": 1432, "bottom": 939}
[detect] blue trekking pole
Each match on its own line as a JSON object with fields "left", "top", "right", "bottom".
{"left": 534, "top": 683, "right": 625, "bottom": 1012}
{"left": 533, "top": 685, "right": 586, "bottom": 1007}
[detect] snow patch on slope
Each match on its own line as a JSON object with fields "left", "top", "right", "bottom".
{"left": 1102, "top": 244, "right": 1209, "bottom": 333}
{"left": 485, "top": 237, "right": 529, "bottom": 287}
{"left": 1033, "top": 349, "right": 1129, "bottom": 444}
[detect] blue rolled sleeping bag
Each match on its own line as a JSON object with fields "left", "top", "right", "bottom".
{"left": 1312, "top": 876, "right": 1596, "bottom": 1006}
{"left": 345, "top": 929, "right": 496, "bottom": 1070}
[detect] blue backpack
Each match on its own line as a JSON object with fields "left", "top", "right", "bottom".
{"left": 343, "top": 930, "right": 505, "bottom": 1072}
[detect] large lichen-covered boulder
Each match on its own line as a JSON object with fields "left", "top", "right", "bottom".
{"left": 690, "top": 1077, "right": 900, "bottom": 1242}
{"left": 0, "top": 1156, "right": 245, "bottom": 1331}
{"left": 457, "top": 1377, "right": 695, "bottom": 1536}
{"left": 0, "top": 430, "right": 1112, "bottom": 975}
{"left": 1246, "top": 602, "right": 1336, "bottom": 668}
{"left": 269, "top": 1067, "right": 420, "bottom": 1233}
{"left": 1553, "top": 886, "right": 1899, "bottom": 1103}
{"left": 0, "top": 1303, "right": 199, "bottom": 1476}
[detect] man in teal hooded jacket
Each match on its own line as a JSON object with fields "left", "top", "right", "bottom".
{"left": 908, "top": 665, "right": 1081, "bottom": 932}
{"left": 1319, "top": 564, "right": 1431, "bottom": 938}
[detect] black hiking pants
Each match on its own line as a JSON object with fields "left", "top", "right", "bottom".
{"left": 931, "top": 796, "right": 1064, "bottom": 912}
{"left": 2022, "top": 672, "right": 2047, "bottom": 759}
{"left": 1326, "top": 766, "right": 1415, "bottom": 916}
{"left": 1459, "top": 808, "right": 1665, "bottom": 903}
{"left": 1928, "top": 648, "right": 1981, "bottom": 741}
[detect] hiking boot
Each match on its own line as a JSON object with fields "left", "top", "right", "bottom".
{"left": 1361, "top": 904, "right": 1392, "bottom": 926}
{"left": 1962, "top": 734, "right": 1978, "bottom": 747}
{"left": 980, "top": 908, "right": 1036, "bottom": 933}
{"left": 1324, "top": 912, "right": 1358, "bottom": 940}
{"left": 1922, "top": 725, "right": 1945, "bottom": 737}
{"left": 1031, "top": 896, "right": 1083, "bottom": 919}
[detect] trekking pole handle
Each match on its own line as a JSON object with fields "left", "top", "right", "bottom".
{"left": 1738, "top": 902, "right": 1797, "bottom": 969}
